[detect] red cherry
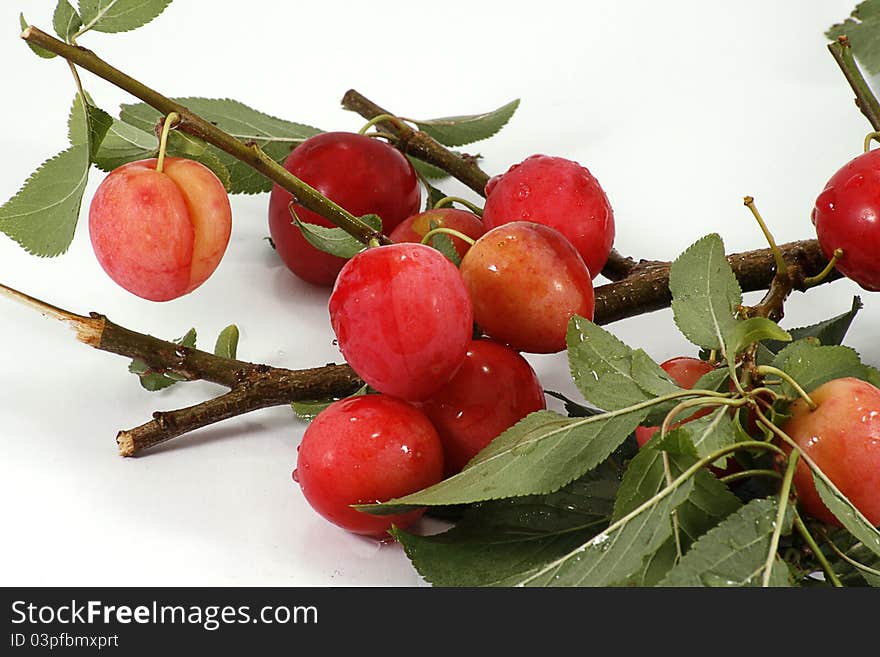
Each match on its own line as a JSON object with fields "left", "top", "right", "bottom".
{"left": 780, "top": 377, "right": 880, "bottom": 527}
{"left": 482, "top": 154, "right": 614, "bottom": 278}
{"left": 417, "top": 339, "right": 546, "bottom": 476}
{"left": 812, "top": 148, "right": 880, "bottom": 291}
{"left": 268, "top": 132, "right": 421, "bottom": 286}
{"left": 295, "top": 395, "right": 444, "bottom": 536}
{"left": 459, "top": 221, "right": 594, "bottom": 354}
{"left": 329, "top": 242, "right": 473, "bottom": 401}
{"left": 389, "top": 208, "right": 485, "bottom": 258}
{"left": 634, "top": 357, "right": 716, "bottom": 448}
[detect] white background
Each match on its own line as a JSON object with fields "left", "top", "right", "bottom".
{"left": 0, "top": 1, "right": 877, "bottom": 586}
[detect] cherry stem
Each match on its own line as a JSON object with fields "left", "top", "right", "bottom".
{"left": 793, "top": 510, "right": 844, "bottom": 587}
{"left": 357, "top": 113, "right": 410, "bottom": 135}
{"left": 803, "top": 248, "right": 843, "bottom": 287}
{"left": 19, "top": 26, "right": 389, "bottom": 248}
{"left": 719, "top": 469, "right": 781, "bottom": 485}
{"left": 763, "top": 449, "right": 798, "bottom": 587}
{"left": 821, "top": 530, "right": 878, "bottom": 584}
{"left": 659, "top": 396, "right": 744, "bottom": 440}
{"left": 754, "top": 365, "right": 817, "bottom": 410}
{"left": 419, "top": 227, "right": 476, "bottom": 247}
{"left": 743, "top": 196, "right": 787, "bottom": 277}
{"left": 863, "top": 131, "right": 880, "bottom": 153}
{"left": 829, "top": 36, "right": 880, "bottom": 132}
{"left": 155, "top": 112, "right": 179, "bottom": 174}
{"left": 432, "top": 196, "right": 484, "bottom": 216}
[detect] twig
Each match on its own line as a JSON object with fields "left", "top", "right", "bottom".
{"left": 828, "top": 36, "right": 880, "bottom": 131}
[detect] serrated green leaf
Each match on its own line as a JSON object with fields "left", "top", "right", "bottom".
{"left": 670, "top": 234, "right": 742, "bottom": 351}
{"left": 430, "top": 232, "right": 461, "bottom": 267}
{"left": 20, "top": 14, "right": 57, "bottom": 58}
{"left": 727, "top": 317, "right": 790, "bottom": 357}
{"left": 414, "top": 99, "right": 520, "bottom": 147}
{"left": 92, "top": 118, "right": 157, "bottom": 170}
{"left": 423, "top": 180, "right": 447, "bottom": 211}
{"left": 78, "top": 0, "right": 172, "bottom": 35}
{"left": 813, "top": 474, "right": 880, "bottom": 559}
{"left": 392, "top": 466, "right": 620, "bottom": 586}
{"left": 867, "top": 366, "right": 880, "bottom": 389}
{"left": 120, "top": 98, "right": 321, "bottom": 194}
{"left": 827, "top": 0, "right": 880, "bottom": 75}
{"left": 658, "top": 498, "right": 792, "bottom": 587}
{"left": 68, "top": 94, "right": 113, "bottom": 162}
{"left": 0, "top": 144, "right": 89, "bottom": 257}
{"left": 361, "top": 406, "right": 648, "bottom": 513}
{"left": 764, "top": 297, "right": 863, "bottom": 355}
{"left": 213, "top": 325, "right": 239, "bottom": 360}
{"left": 291, "top": 384, "right": 369, "bottom": 423}
{"left": 566, "top": 315, "right": 679, "bottom": 413}
{"left": 408, "top": 156, "right": 449, "bottom": 180}
{"left": 54, "top": 0, "right": 82, "bottom": 41}
{"left": 771, "top": 340, "right": 870, "bottom": 397}
{"left": 293, "top": 212, "right": 380, "bottom": 260}
{"left": 129, "top": 328, "right": 196, "bottom": 391}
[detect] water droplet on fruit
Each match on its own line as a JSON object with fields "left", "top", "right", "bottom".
{"left": 291, "top": 469, "right": 299, "bottom": 483}
{"left": 515, "top": 183, "right": 530, "bottom": 200}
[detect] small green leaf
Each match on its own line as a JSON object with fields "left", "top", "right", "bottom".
{"left": 360, "top": 406, "right": 648, "bottom": 513}
{"left": 566, "top": 315, "right": 679, "bottom": 413}
{"left": 54, "top": 0, "right": 83, "bottom": 41}
{"left": 120, "top": 98, "right": 321, "bottom": 194}
{"left": 20, "top": 14, "right": 57, "bottom": 58}
{"left": 414, "top": 99, "right": 520, "bottom": 147}
{"left": 428, "top": 220, "right": 461, "bottom": 267}
{"left": 658, "top": 498, "right": 792, "bottom": 587}
{"left": 0, "top": 143, "right": 89, "bottom": 257}
{"left": 78, "top": 0, "right": 173, "bottom": 35}
{"left": 293, "top": 213, "right": 380, "bottom": 260}
{"left": 423, "top": 181, "right": 447, "bottom": 211}
{"left": 827, "top": 0, "right": 880, "bottom": 75}
{"left": 669, "top": 234, "right": 742, "bottom": 351}
{"left": 764, "top": 297, "right": 862, "bottom": 355}
{"left": 92, "top": 118, "right": 157, "bottom": 170}
{"left": 68, "top": 94, "right": 113, "bottom": 162}
{"left": 408, "top": 156, "right": 449, "bottom": 180}
{"left": 213, "top": 325, "right": 240, "bottom": 360}
{"left": 291, "top": 384, "right": 369, "bottom": 423}
{"left": 813, "top": 474, "right": 880, "bottom": 559}
{"left": 726, "top": 317, "right": 790, "bottom": 357}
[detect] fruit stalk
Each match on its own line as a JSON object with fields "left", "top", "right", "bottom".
{"left": 828, "top": 36, "right": 880, "bottom": 131}
{"left": 19, "top": 26, "right": 388, "bottom": 247}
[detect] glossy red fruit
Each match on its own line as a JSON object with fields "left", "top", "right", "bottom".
{"left": 635, "top": 357, "right": 716, "bottom": 448}
{"left": 417, "top": 339, "right": 546, "bottom": 476}
{"left": 483, "top": 154, "right": 614, "bottom": 278}
{"left": 295, "top": 395, "right": 444, "bottom": 536}
{"left": 329, "top": 243, "right": 473, "bottom": 401}
{"left": 459, "top": 221, "right": 594, "bottom": 354}
{"left": 812, "top": 148, "right": 880, "bottom": 291}
{"left": 780, "top": 377, "right": 880, "bottom": 527}
{"left": 268, "top": 132, "right": 421, "bottom": 286}
{"left": 89, "top": 158, "right": 232, "bottom": 302}
{"left": 389, "top": 208, "right": 485, "bottom": 258}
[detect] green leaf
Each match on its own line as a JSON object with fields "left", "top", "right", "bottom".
{"left": 78, "top": 0, "right": 172, "bottom": 34}
{"left": 658, "top": 498, "right": 792, "bottom": 587}
{"left": 771, "top": 340, "right": 870, "bottom": 396}
{"left": 612, "top": 429, "right": 741, "bottom": 550}
{"left": 422, "top": 180, "right": 448, "bottom": 211}
{"left": 213, "top": 325, "right": 240, "bottom": 360}
{"left": 92, "top": 118, "right": 157, "bottom": 170}
{"left": 677, "top": 405, "right": 738, "bottom": 466}
{"left": 360, "top": 406, "right": 648, "bottom": 513}
{"left": 813, "top": 473, "right": 880, "bottom": 559}
{"left": 414, "top": 99, "right": 520, "bottom": 147}
{"left": 20, "top": 14, "right": 57, "bottom": 58}
{"left": 128, "top": 328, "right": 196, "bottom": 391}
{"left": 68, "top": 94, "right": 113, "bottom": 162}
{"left": 291, "top": 384, "right": 369, "bottom": 423}
{"left": 827, "top": 0, "right": 880, "bottom": 75}
{"left": 408, "top": 156, "right": 450, "bottom": 180}
{"left": 764, "top": 297, "right": 863, "bottom": 355}
{"left": 392, "top": 465, "right": 620, "bottom": 586}
{"left": 0, "top": 143, "right": 89, "bottom": 257}
{"left": 669, "top": 234, "right": 742, "bottom": 351}
{"left": 293, "top": 213, "right": 380, "bottom": 260}
{"left": 120, "top": 98, "right": 321, "bottom": 193}
{"left": 726, "top": 317, "right": 790, "bottom": 357}
{"left": 54, "top": 0, "right": 82, "bottom": 41}
{"left": 566, "top": 316, "right": 679, "bottom": 413}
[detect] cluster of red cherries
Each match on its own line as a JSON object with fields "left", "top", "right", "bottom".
{"left": 85, "top": 127, "right": 880, "bottom": 539}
